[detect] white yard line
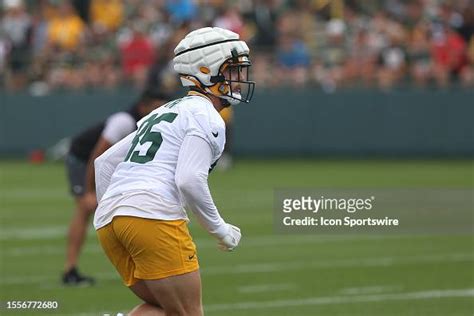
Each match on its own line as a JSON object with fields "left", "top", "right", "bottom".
{"left": 200, "top": 252, "right": 473, "bottom": 275}
{"left": 30, "top": 288, "right": 474, "bottom": 315}
{"left": 2, "top": 253, "right": 472, "bottom": 285}
{"left": 204, "top": 288, "right": 474, "bottom": 312}
{"left": 0, "top": 227, "right": 386, "bottom": 244}
{"left": 0, "top": 226, "right": 70, "bottom": 240}
{"left": 1, "top": 188, "right": 67, "bottom": 199}
{"left": 339, "top": 285, "right": 404, "bottom": 295}
{"left": 238, "top": 283, "right": 296, "bottom": 294}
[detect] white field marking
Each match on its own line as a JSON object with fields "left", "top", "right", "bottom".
{"left": 0, "top": 225, "right": 70, "bottom": 240}
{"left": 339, "top": 285, "right": 404, "bottom": 295}
{"left": 204, "top": 288, "right": 474, "bottom": 312}
{"left": 238, "top": 283, "right": 297, "bottom": 294}
{"left": 38, "top": 288, "right": 474, "bottom": 316}
{"left": 2, "top": 233, "right": 368, "bottom": 256}
{"left": 1, "top": 234, "right": 370, "bottom": 256}
{"left": 0, "top": 187, "right": 270, "bottom": 201}
{"left": 0, "top": 225, "right": 389, "bottom": 242}
{"left": 2, "top": 252, "right": 472, "bottom": 286}
{"left": 2, "top": 244, "right": 102, "bottom": 256}
{"left": 0, "top": 235, "right": 361, "bottom": 257}
{"left": 0, "top": 213, "right": 70, "bottom": 220}
{"left": 1, "top": 188, "right": 67, "bottom": 199}
{"left": 0, "top": 225, "right": 98, "bottom": 240}
{"left": 200, "top": 252, "right": 474, "bottom": 275}
{"left": 61, "top": 312, "right": 113, "bottom": 316}
{"left": 1, "top": 233, "right": 434, "bottom": 256}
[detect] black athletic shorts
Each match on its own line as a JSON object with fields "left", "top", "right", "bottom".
{"left": 65, "top": 153, "right": 87, "bottom": 196}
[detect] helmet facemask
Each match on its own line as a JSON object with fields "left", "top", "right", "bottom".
{"left": 209, "top": 50, "right": 256, "bottom": 106}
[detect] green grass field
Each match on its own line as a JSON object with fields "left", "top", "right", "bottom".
{"left": 1, "top": 159, "right": 473, "bottom": 315}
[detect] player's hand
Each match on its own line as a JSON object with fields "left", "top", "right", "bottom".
{"left": 217, "top": 224, "right": 241, "bottom": 251}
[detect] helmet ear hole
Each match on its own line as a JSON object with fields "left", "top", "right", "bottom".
{"left": 200, "top": 66, "right": 210, "bottom": 74}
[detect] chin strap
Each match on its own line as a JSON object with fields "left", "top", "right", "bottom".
{"left": 184, "top": 76, "right": 238, "bottom": 107}
{"left": 188, "top": 87, "right": 233, "bottom": 107}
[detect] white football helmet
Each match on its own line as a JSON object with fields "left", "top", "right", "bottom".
{"left": 173, "top": 27, "right": 255, "bottom": 105}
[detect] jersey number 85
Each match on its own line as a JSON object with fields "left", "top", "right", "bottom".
{"left": 124, "top": 112, "right": 178, "bottom": 164}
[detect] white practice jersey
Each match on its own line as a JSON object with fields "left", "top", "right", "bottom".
{"left": 93, "top": 95, "right": 226, "bottom": 230}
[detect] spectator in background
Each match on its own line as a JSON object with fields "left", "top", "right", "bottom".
{"left": 146, "top": 38, "right": 181, "bottom": 99}
{"left": 165, "top": 0, "right": 196, "bottom": 25}
{"left": 0, "top": 33, "right": 8, "bottom": 88}
{"left": 1, "top": 0, "right": 32, "bottom": 90}
{"left": 89, "top": 0, "right": 123, "bottom": 34}
{"left": 316, "top": 19, "right": 348, "bottom": 91}
{"left": 431, "top": 24, "right": 467, "bottom": 87}
{"left": 38, "top": 1, "right": 90, "bottom": 92}
{"left": 1, "top": 0, "right": 472, "bottom": 92}
{"left": 252, "top": 51, "right": 277, "bottom": 88}
{"left": 408, "top": 21, "right": 432, "bottom": 87}
{"left": 119, "top": 21, "right": 155, "bottom": 88}
{"left": 461, "top": 35, "right": 474, "bottom": 86}
{"left": 344, "top": 29, "right": 377, "bottom": 88}
{"left": 275, "top": 7, "right": 311, "bottom": 87}
{"left": 276, "top": 33, "right": 311, "bottom": 87}
{"left": 30, "top": 0, "right": 51, "bottom": 57}
{"left": 377, "top": 37, "right": 407, "bottom": 90}
{"left": 247, "top": 0, "right": 279, "bottom": 49}
{"left": 25, "top": 0, "right": 55, "bottom": 96}
{"left": 71, "top": 0, "right": 91, "bottom": 23}
{"left": 46, "top": 0, "right": 85, "bottom": 52}
{"left": 457, "top": 4, "right": 474, "bottom": 86}
{"left": 213, "top": 5, "right": 244, "bottom": 35}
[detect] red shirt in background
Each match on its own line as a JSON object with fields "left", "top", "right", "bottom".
{"left": 432, "top": 30, "right": 467, "bottom": 72}
{"left": 120, "top": 34, "right": 155, "bottom": 76}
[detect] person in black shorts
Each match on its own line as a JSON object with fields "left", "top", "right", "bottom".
{"left": 63, "top": 89, "right": 169, "bottom": 285}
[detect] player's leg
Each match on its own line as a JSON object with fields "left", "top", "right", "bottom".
{"left": 129, "top": 280, "right": 159, "bottom": 305}
{"left": 111, "top": 216, "right": 201, "bottom": 315}
{"left": 65, "top": 194, "right": 96, "bottom": 270}
{"left": 143, "top": 270, "right": 203, "bottom": 316}
{"left": 128, "top": 303, "right": 165, "bottom": 316}
{"left": 128, "top": 281, "right": 166, "bottom": 315}
{"left": 97, "top": 219, "right": 167, "bottom": 315}
{"left": 63, "top": 154, "right": 95, "bottom": 285}
{"left": 97, "top": 221, "right": 167, "bottom": 315}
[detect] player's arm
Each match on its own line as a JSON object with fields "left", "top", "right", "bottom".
{"left": 84, "top": 137, "right": 113, "bottom": 194}
{"left": 85, "top": 113, "right": 136, "bottom": 194}
{"left": 175, "top": 135, "right": 241, "bottom": 251}
{"left": 94, "top": 132, "right": 134, "bottom": 201}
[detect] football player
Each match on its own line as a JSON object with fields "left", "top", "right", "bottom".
{"left": 63, "top": 89, "right": 169, "bottom": 285}
{"left": 93, "top": 27, "right": 255, "bottom": 315}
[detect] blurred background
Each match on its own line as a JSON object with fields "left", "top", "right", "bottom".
{"left": 1, "top": 0, "right": 473, "bottom": 315}
{"left": 1, "top": 0, "right": 474, "bottom": 93}
{"left": 0, "top": 0, "right": 473, "bottom": 157}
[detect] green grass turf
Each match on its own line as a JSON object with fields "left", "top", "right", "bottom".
{"left": 0, "top": 159, "right": 473, "bottom": 315}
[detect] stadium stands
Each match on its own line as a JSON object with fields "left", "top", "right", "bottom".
{"left": 1, "top": 0, "right": 473, "bottom": 92}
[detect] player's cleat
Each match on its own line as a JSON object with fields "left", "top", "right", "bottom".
{"left": 62, "top": 267, "right": 95, "bottom": 286}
